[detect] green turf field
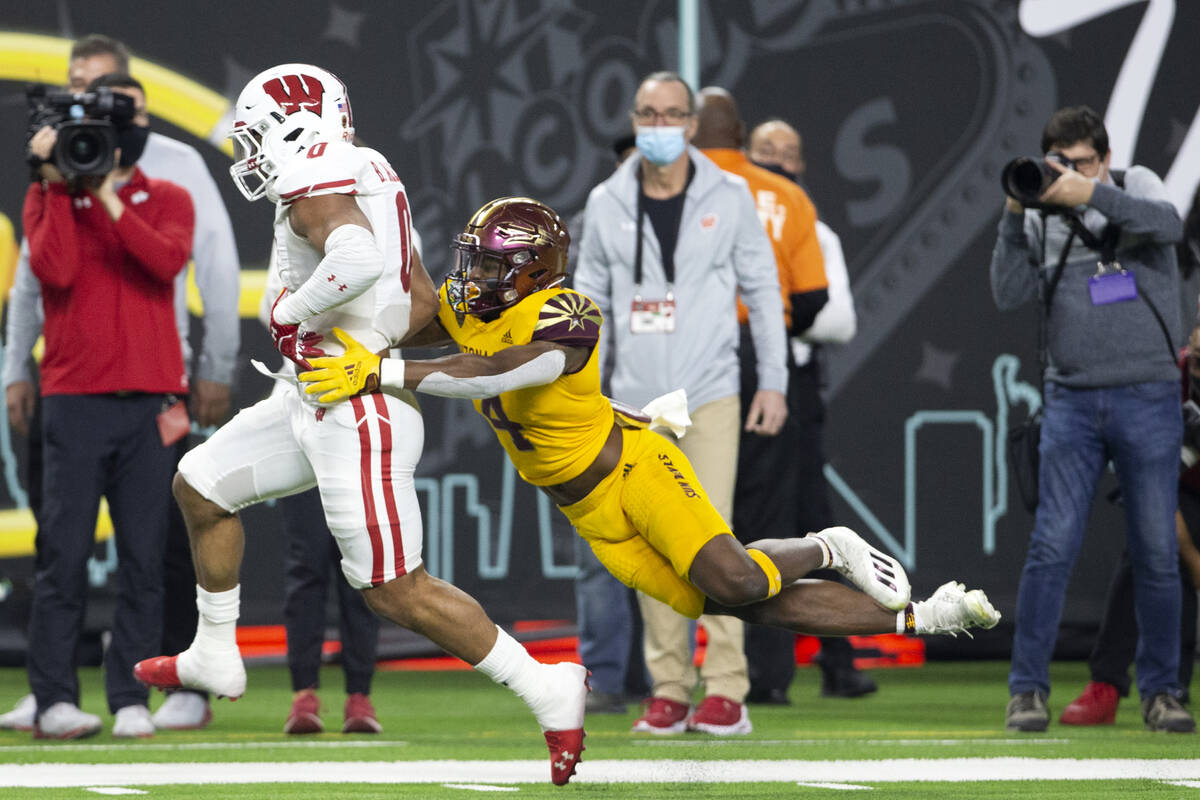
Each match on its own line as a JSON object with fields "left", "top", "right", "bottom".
{"left": 0, "top": 660, "right": 1197, "bottom": 798}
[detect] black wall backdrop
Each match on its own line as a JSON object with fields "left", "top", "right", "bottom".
{"left": 0, "top": 0, "right": 1197, "bottom": 659}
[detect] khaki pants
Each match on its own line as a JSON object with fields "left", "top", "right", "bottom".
{"left": 637, "top": 394, "right": 749, "bottom": 704}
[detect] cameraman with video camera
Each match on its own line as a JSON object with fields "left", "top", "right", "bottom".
{"left": 991, "top": 105, "right": 1192, "bottom": 734}
{"left": 20, "top": 72, "right": 193, "bottom": 739}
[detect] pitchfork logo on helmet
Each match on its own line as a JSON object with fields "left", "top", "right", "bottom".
{"left": 447, "top": 197, "right": 570, "bottom": 318}
{"left": 227, "top": 63, "right": 355, "bottom": 202}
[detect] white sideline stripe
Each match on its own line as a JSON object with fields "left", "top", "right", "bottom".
{"left": 796, "top": 782, "right": 872, "bottom": 791}
{"left": 0, "top": 740, "right": 406, "bottom": 753}
{"left": 2, "top": 759, "right": 1200, "bottom": 786}
{"left": 635, "top": 738, "right": 1071, "bottom": 747}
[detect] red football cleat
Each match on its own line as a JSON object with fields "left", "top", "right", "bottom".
{"left": 543, "top": 727, "right": 585, "bottom": 786}
{"left": 134, "top": 656, "right": 183, "bottom": 691}
{"left": 1060, "top": 681, "right": 1119, "bottom": 725}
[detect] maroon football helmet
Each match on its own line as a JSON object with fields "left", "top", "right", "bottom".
{"left": 447, "top": 197, "right": 570, "bottom": 316}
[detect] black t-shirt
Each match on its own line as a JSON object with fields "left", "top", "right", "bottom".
{"left": 638, "top": 161, "right": 696, "bottom": 284}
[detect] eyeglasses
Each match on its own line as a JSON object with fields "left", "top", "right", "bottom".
{"left": 631, "top": 107, "right": 692, "bottom": 125}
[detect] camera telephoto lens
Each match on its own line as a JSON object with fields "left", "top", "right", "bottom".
{"left": 53, "top": 122, "right": 117, "bottom": 175}
{"left": 1000, "top": 157, "right": 1049, "bottom": 206}
{"left": 69, "top": 132, "right": 101, "bottom": 164}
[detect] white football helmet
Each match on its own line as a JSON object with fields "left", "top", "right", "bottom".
{"left": 227, "top": 63, "right": 355, "bottom": 201}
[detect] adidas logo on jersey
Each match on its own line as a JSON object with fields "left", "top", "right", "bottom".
{"left": 501, "top": 330, "right": 513, "bottom": 344}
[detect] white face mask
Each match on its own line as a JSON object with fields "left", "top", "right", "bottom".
{"left": 636, "top": 126, "right": 687, "bottom": 166}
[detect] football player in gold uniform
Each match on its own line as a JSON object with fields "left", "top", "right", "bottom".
{"left": 300, "top": 197, "right": 1001, "bottom": 643}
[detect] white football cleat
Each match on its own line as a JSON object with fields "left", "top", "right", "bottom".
{"left": 810, "top": 526, "right": 911, "bottom": 610}
{"left": 136, "top": 648, "right": 246, "bottom": 700}
{"left": 912, "top": 581, "right": 1001, "bottom": 637}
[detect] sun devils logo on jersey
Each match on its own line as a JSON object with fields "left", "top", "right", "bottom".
{"left": 262, "top": 74, "right": 325, "bottom": 116}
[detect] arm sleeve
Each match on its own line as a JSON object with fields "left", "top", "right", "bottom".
{"left": 23, "top": 182, "right": 81, "bottom": 290}
{"left": 272, "top": 223, "right": 383, "bottom": 324}
{"left": 180, "top": 150, "right": 242, "bottom": 385}
{"left": 1089, "top": 170, "right": 1182, "bottom": 245}
{"left": 379, "top": 348, "right": 567, "bottom": 398}
{"left": 801, "top": 222, "right": 856, "bottom": 343}
{"left": 989, "top": 209, "right": 1040, "bottom": 311}
{"left": 732, "top": 190, "right": 788, "bottom": 394}
{"left": 114, "top": 185, "right": 194, "bottom": 284}
{"left": 3, "top": 240, "right": 43, "bottom": 388}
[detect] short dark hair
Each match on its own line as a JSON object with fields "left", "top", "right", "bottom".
{"left": 1042, "top": 105, "right": 1108, "bottom": 156}
{"left": 612, "top": 133, "right": 636, "bottom": 158}
{"left": 638, "top": 70, "right": 694, "bottom": 113}
{"left": 87, "top": 72, "right": 144, "bottom": 97}
{"left": 70, "top": 34, "right": 131, "bottom": 73}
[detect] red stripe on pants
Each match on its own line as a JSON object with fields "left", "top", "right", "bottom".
{"left": 371, "top": 393, "right": 406, "bottom": 577}
{"left": 350, "top": 397, "right": 385, "bottom": 585}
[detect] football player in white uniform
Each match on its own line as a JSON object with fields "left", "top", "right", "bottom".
{"left": 134, "top": 65, "right": 587, "bottom": 785}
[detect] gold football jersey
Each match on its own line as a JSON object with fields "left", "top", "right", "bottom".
{"left": 437, "top": 286, "right": 613, "bottom": 485}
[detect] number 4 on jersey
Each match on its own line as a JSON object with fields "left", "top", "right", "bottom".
{"left": 480, "top": 396, "right": 534, "bottom": 451}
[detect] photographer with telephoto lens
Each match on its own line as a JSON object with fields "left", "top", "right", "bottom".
{"left": 20, "top": 72, "right": 193, "bottom": 739}
{"left": 991, "top": 105, "right": 1193, "bottom": 734}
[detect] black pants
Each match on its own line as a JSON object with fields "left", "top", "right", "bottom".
{"left": 29, "top": 394, "right": 174, "bottom": 714}
{"left": 1088, "top": 485, "right": 1200, "bottom": 698}
{"left": 280, "top": 487, "right": 379, "bottom": 695}
{"left": 733, "top": 328, "right": 854, "bottom": 694}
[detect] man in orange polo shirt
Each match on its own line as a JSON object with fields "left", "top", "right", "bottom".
{"left": 695, "top": 88, "right": 873, "bottom": 705}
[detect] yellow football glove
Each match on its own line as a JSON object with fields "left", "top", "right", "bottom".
{"left": 299, "top": 327, "right": 381, "bottom": 403}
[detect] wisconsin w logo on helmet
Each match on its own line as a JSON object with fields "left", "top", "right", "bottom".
{"left": 262, "top": 74, "right": 325, "bottom": 116}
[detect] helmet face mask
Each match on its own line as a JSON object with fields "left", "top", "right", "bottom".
{"left": 445, "top": 198, "right": 570, "bottom": 318}
{"left": 226, "top": 64, "right": 355, "bottom": 202}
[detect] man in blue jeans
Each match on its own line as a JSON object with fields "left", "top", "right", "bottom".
{"left": 990, "top": 105, "right": 1193, "bottom": 733}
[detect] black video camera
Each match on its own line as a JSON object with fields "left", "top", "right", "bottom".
{"left": 1000, "top": 151, "right": 1076, "bottom": 208}
{"left": 25, "top": 85, "right": 137, "bottom": 177}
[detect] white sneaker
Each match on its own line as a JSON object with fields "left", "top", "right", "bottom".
{"left": 112, "top": 704, "right": 154, "bottom": 738}
{"left": 33, "top": 702, "right": 101, "bottom": 740}
{"left": 912, "top": 581, "right": 1001, "bottom": 637}
{"left": 531, "top": 662, "right": 588, "bottom": 732}
{"left": 0, "top": 694, "right": 35, "bottom": 731}
{"left": 152, "top": 691, "right": 212, "bottom": 730}
{"left": 810, "top": 526, "right": 911, "bottom": 611}
{"left": 177, "top": 647, "right": 246, "bottom": 699}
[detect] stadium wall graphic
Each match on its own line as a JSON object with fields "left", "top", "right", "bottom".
{"left": 0, "top": 0, "right": 1197, "bottom": 660}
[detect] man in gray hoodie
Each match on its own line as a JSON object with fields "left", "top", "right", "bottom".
{"left": 574, "top": 70, "right": 788, "bottom": 736}
{"left": 991, "top": 105, "right": 1193, "bottom": 734}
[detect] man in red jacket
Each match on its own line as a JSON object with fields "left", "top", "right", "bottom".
{"left": 22, "top": 72, "right": 193, "bottom": 739}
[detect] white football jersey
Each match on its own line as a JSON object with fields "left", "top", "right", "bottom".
{"left": 270, "top": 140, "right": 414, "bottom": 355}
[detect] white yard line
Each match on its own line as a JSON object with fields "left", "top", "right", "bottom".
{"left": 634, "top": 738, "right": 1072, "bottom": 747}
{"left": 0, "top": 740, "right": 406, "bottom": 753}
{"left": 1, "top": 758, "right": 1200, "bottom": 786}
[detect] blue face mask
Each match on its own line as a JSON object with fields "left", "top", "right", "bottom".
{"left": 636, "top": 126, "right": 687, "bottom": 167}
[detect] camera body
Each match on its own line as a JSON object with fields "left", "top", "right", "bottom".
{"left": 1000, "top": 151, "right": 1076, "bottom": 207}
{"left": 25, "top": 85, "right": 137, "bottom": 177}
